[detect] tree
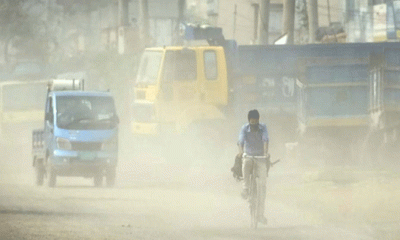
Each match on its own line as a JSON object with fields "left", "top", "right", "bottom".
{"left": 0, "top": 0, "right": 34, "bottom": 64}
{"left": 295, "top": 0, "right": 309, "bottom": 44}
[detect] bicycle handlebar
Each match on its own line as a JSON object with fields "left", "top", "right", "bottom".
{"left": 270, "top": 159, "right": 280, "bottom": 167}
{"left": 243, "top": 154, "right": 269, "bottom": 159}
{"left": 232, "top": 156, "right": 280, "bottom": 181}
{"left": 245, "top": 156, "right": 268, "bottom": 159}
{"left": 243, "top": 154, "right": 280, "bottom": 168}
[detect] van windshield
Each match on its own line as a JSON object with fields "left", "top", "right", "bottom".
{"left": 136, "top": 51, "right": 163, "bottom": 84}
{"left": 56, "top": 96, "right": 118, "bottom": 130}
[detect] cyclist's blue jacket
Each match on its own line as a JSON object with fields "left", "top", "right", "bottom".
{"left": 238, "top": 123, "right": 269, "bottom": 156}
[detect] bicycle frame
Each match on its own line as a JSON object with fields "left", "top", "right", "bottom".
{"left": 249, "top": 162, "right": 258, "bottom": 229}
{"left": 242, "top": 154, "right": 280, "bottom": 229}
{"left": 246, "top": 155, "right": 267, "bottom": 229}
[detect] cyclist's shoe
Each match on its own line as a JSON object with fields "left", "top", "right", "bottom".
{"left": 241, "top": 188, "right": 249, "bottom": 200}
{"left": 257, "top": 216, "right": 268, "bottom": 225}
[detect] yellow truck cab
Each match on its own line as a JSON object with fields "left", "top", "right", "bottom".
{"left": 132, "top": 45, "right": 229, "bottom": 136}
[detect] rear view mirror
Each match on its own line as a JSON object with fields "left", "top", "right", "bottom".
{"left": 45, "top": 113, "right": 53, "bottom": 123}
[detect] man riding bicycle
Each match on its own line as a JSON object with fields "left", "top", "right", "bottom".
{"left": 238, "top": 109, "right": 269, "bottom": 225}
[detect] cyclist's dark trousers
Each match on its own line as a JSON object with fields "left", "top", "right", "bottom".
{"left": 242, "top": 157, "right": 267, "bottom": 217}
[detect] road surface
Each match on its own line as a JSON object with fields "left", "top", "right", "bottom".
{"left": 0, "top": 141, "right": 375, "bottom": 240}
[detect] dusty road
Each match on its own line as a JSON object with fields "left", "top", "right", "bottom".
{"left": 0, "top": 141, "right": 376, "bottom": 240}
{"left": 0, "top": 178, "right": 373, "bottom": 240}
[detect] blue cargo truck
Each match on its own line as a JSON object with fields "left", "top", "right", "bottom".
{"left": 367, "top": 49, "right": 400, "bottom": 165}
{"left": 234, "top": 42, "right": 400, "bottom": 165}
{"left": 293, "top": 43, "right": 400, "bottom": 165}
{"left": 234, "top": 43, "right": 382, "bottom": 158}
{"left": 296, "top": 57, "right": 371, "bottom": 165}
{"left": 32, "top": 79, "right": 119, "bottom": 187}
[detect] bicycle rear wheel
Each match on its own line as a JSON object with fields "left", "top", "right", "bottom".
{"left": 249, "top": 174, "right": 258, "bottom": 229}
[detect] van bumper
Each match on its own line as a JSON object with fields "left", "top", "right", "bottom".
{"left": 49, "top": 150, "right": 117, "bottom": 177}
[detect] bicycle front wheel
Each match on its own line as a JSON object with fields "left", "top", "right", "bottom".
{"left": 249, "top": 174, "right": 258, "bottom": 229}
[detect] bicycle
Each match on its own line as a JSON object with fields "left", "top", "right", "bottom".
{"left": 245, "top": 154, "right": 280, "bottom": 229}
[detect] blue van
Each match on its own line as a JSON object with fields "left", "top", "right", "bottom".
{"left": 32, "top": 80, "right": 119, "bottom": 188}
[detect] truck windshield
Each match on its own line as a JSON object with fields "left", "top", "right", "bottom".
{"left": 136, "top": 51, "right": 163, "bottom": 84}
{"left": 56, "top": 96, "right": 117, "bottom": 130}
{"left": 162, "top": 49, "right": 197, "bottom": 82}
{"left": 2, "top": 82, "right": 48, "bottom": 111}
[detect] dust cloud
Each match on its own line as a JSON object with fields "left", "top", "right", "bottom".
{"left": 1, "top": 104, "right": 400, "bottom": 239}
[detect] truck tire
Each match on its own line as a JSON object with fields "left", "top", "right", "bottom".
{"left": 35, "top": 161, "right": 45, "bottom": 186}
{"left": 106, "top": 167, "right": 116, "bottom": 188}
{"left": 48, "top": 168, "right": 56, "bottom": 188}
{"left": 94, "top": 171, "right": 103, "bottom": 188}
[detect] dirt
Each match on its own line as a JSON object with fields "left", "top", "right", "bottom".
{"left": 0, "top": 128, "right": 396, "bottom": 239}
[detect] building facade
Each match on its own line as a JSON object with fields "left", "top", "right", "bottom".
{"left": 206, "top": 0, "right": 343, "bottom": 45}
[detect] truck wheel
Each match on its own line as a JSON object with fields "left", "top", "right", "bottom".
{"left": 35, "top": 162, "right": 45, "bottom": 186}
{"left": 94, "top": 171, "right": 103, "bottom": 188}
{"left": 106, "top": 168, "right": 116, "bottom": 188}
{"left": 48, "top": 168, "right": 56, "bottom": 188}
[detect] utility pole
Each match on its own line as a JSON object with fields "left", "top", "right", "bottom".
{"left": 233, "top": 4, "right": 237, "bottom": 39}
{"left": 118, "top": 0, "right": 129, "bottom": 54}
{"left": 118, "top": 0, "right": 129, "bottom": 26}
{"left": 282, "top": 0, "right": 295, "bottom": 44}
{"left": 258, "top": 0, "right": 270, "bottom": 45}
{"left": 327, "top": 0, "right": 331, "bottom": 25}
{"left": 368, "top": 0, "right": 374, "bottom": 42}
{"left": 178, "top": 0, "right": 186, "bottom": 24}
{"left": 177, "top": 0, "right": 186, "bottom": 45}
{"left": 308, "top": 0, "right": 318, "bottom": 43}
{"left": 139, "top": 0, "right": 150, "bottom": 49}
{"left": 251, "top": 3, "right": 259, "bottom": 43}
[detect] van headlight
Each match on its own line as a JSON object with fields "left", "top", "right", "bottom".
{"left": 102, "top": 138, "right": 118, "bottom": 151}
{"left": 56, "top": 137, "right": 72, "bottom": 150}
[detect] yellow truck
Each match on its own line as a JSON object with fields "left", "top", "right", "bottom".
{"left": 132, "top": 45, "right": 229, "bottom": 138}
{"left": 0, "top": 80, "right": 49, "bottom": 145}
{"left": 130, "top": 25, "right": 299, "bottom": 160}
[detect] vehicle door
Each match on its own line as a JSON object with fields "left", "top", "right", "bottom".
{"left": 160, "top": 49, "right": 199, "bottom": 121}
{"left": 44, "top": 95, "right": 55, "bottom": 152}
{"left": 201, "top": 48, "right": 228, "bottom": 106}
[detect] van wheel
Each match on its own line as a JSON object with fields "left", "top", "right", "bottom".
{"left": 94, "top": 171, "right": 103, "bottom": 187}
{"left": 48, "top": 168, "right": 56, "bottom": 188}
{"left": 35, "top": 160, "right": 45, "bottom": 186}
{"left": 106, "top": 167, "right": 116, "bottom": 188}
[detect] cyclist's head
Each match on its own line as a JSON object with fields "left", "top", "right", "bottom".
{"left": 248, "top": 109, "right": 260, "bottom": 125}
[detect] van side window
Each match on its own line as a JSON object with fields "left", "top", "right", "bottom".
{"left": 49, "top": 97, "right": 53, "bottom": 111}
{"left": 204, "top": 51, "right": 218, "bottom": 80}
{"left": 46, "top": 97, "right": 54, "bottom": 124}
{"left": 136, "top": 51, "right": 162, "bottom": 84}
